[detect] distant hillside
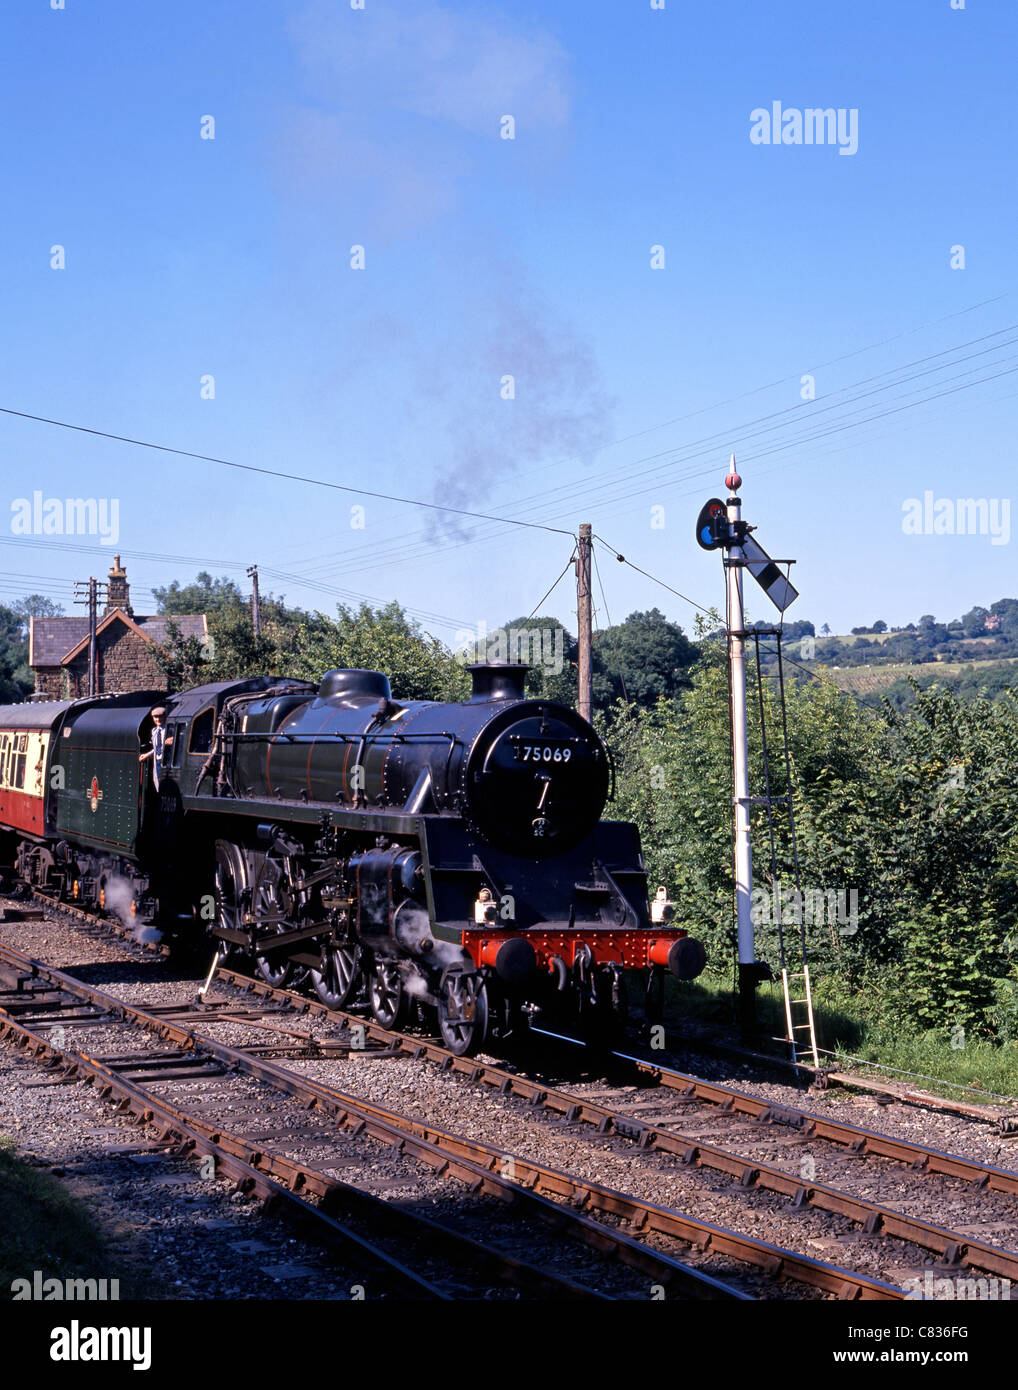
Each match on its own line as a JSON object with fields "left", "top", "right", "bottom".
{"left": 742, "top": 598, "right": 1018, "bottom": 706}
{"left": 824, "top": 658, "right": 1018, "bottom": 709}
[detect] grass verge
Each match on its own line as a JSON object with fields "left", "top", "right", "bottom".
{"left": 661, "top": 973, "right": 1018, "bottom": 1104}
{"left": 0, "top": 1136, "right": 146, "bottom": 1298}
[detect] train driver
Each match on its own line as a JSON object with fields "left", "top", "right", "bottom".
{"left": 139, "top": 707, "right": 172, "bottom": 791}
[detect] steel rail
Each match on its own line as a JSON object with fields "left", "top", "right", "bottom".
{"left": 0, "top": 945, "right": 906, "bottom": 1301}
{"left": 0, "top": 942, "right": 904, "bottom": 1302}
{"left": 17, "top": 900, "right": 1016, "bottom": 1288}
{"left": 206, "top": 972, "right": 1018, "bottom": 1281}
{"left": 0, "top": 946, "right": 746, "bottom": 1301}
{"left": 283, "top": 1058, "right": 1018, "bottom": 1285}
{"left": 216, "top": 965, "right": 1018, "bottom": 1201}
{"left": 279, "top": 1070, "right": 908, "bottom": 1302}
{"left": 0, "top": 1012, "right": 451, "bottom": 1300}
{"left": 12, "top": 895, "right": 1016, "bottom": 1254}
{"left": 610, "top": 1051, "right": 1018, "bottom": 1195}
{"left": 24, "top": 887, "right": 1009, "bottom": 1124}
{"left": 0, "top": 995, "right": 619, "bottom": 1301}
{"left": 649, "top": 1024, "right": 1017, "bottom": 1119}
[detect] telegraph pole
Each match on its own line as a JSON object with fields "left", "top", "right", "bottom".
{"left": 247, "top": 565, "right": 261, "bottom": 638}
{"left": 576, "top": 523, "right": 592, "bottom": 723}
{"left": 73, "top": 576, "right": 107, "bottom": 697}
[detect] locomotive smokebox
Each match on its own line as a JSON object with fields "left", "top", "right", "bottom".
{"left": 467, "top": 663, "right": 529, "bottom": 702}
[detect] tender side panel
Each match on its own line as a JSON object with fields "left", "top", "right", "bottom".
{"left": 52, "top": 704, "right": 154, "bottom": 854}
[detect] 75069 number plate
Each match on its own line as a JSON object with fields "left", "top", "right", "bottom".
{"left": 511, "top": 740, "right": 576, "bottom": 763}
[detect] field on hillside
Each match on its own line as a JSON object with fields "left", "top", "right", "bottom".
{"left": 823, "top": 657, "right": 1018, "bottom": 696}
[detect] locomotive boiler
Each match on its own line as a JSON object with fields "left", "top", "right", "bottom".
{"left": 0, "top": 662, "right": 706, "bottom": 1055}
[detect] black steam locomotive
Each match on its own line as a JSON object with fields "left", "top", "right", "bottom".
{"left": 0, "top": 663, "right": 705, "bottom": 1054}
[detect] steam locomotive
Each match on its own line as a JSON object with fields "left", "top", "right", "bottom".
{"left": 0, "top": 663, "right": 705, "bottom": 1054}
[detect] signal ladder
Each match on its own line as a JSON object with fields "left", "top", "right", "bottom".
{"left": 781, "top": 964, "right": 820, "bottom": 1070}
{"left": 745, "top": 628, "right": 820, "bottom": 1071}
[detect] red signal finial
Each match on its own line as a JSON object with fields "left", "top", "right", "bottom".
{"left": 725, "top": 453, "right": 741, "bottom": 493}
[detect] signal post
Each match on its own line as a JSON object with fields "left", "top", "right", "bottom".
{"left": 697, "top": 459, "right": 799, "bottom": 1036}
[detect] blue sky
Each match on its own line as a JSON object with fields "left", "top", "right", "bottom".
{"left": 1, "top": 0, "right": 1016, "bottom": 647}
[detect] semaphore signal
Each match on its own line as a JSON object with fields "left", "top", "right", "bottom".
{"left": 698, "top": 458, "right": 809, "bottom": 1044}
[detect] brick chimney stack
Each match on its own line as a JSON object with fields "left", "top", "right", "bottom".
{"left": 105, "top": 555, "right": 133, "bottom": 616}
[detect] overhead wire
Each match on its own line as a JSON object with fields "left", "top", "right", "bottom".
{"left": 286, "top": 322, "right": 1018, "bottom": 583}
{"left": 526, "top": 548, "right": 577, "bottom": 620}
{"left": 292, "top": 288, "right": 1017, "bottom": 562}
{"left": 3, "top": 309, "right": 1012, "bottom": 604}
{"left": 591, "top": 543, "right": 628, "bottom": 704}
{"left": 0, "top": 405, "right": 576, "bottom": 538}
{"left": 592, "top": 535, "right": 714, "bottom": 619}
{"left": 529, "top": 342, "right": 1018, "bottom": 522}
{"left": 0, "top": 536, "right": 474, "bottom": 633}
{"left": 3, "top": 300, "right": 1015, "bottom": 629}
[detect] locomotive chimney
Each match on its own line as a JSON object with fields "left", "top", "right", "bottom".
{"left": 466, "top": 663, "right": 529, "bottom": 702}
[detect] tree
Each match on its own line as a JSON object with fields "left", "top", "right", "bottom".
{"left": 961, "top": 606, "right": 989, "bottom": 637}
{"left": 0, "top": 605, "right": 33, "bottom": 703}
{"left": 8, "top": 595, "right": 63, "bottom": 638}
{"left": 990, "top": 599, "right": 1018, "bottom": 637}
{"left": 872, "top": 620, "right": 887, "bottom": 634}
{"left": 591, "top": 608, "right": 697, "bottom": 708}
{"left": 290, "top": 602, "right": 469, "bottom": 702}
{"left": 780, "top": 619, "right": 815, "bottom": 640}
{"left": 899, "top": 903, "right": 999, "bottom": 1037}
{"left": 151, "top": 573, "right": 247, "bottom": 616}
{"left": 151, "top": 573, "right": 317, "bottom": 690}
{"left": 487, "top": 616, "right": 577, "bottom": 704}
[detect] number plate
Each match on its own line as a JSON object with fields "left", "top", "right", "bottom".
{"left": 511, "top": 740, "right": 576, "bottom": 764}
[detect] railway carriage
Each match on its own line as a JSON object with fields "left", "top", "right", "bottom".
{"left": 0, "top": 664, "right": 705, "bottom": 1054}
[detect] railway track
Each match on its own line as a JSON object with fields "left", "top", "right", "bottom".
{"left": 643, "top": 1019, "right": 1018, "bottom": 1122}
{"left": 0, "top": 933, "right": 912, "bottom": 1301}
{"left": 6, "top": 890, "right": 1018, "bottom": 1298}
{"left": 21, "top": 884, "right": 1010, "bottom": 1110}
{"left": 0, "top": 946, "right": 725, "bottom": 1301}
{"left": 213, "top": 968, "right": 1018, "bottom": 1286}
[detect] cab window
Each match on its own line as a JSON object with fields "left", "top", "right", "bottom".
{"left": 189, "top": 708, "right": 215, "bottom": 755}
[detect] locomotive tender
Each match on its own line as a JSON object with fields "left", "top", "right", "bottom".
{"left": 0, "top": 663, "right": 705, "bottom": 1054}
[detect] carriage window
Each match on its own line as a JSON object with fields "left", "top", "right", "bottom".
{"left": 13, "top": 734, "right": 28, "bottom": 789}
{"left": 189, "top": 708, "right": 215, "bottom": 754}
{"left": 0, "top": 737, "right": 7, "bottom": 785}
{"left": 172, "top": 724, "right": 185, "bottom": 766}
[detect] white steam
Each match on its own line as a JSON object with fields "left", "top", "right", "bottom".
{"left": 394, "top": 903, "right": 471, "bottom": 979}
{"left": 102, "top": 874, "right": 164, "bottom": 946}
